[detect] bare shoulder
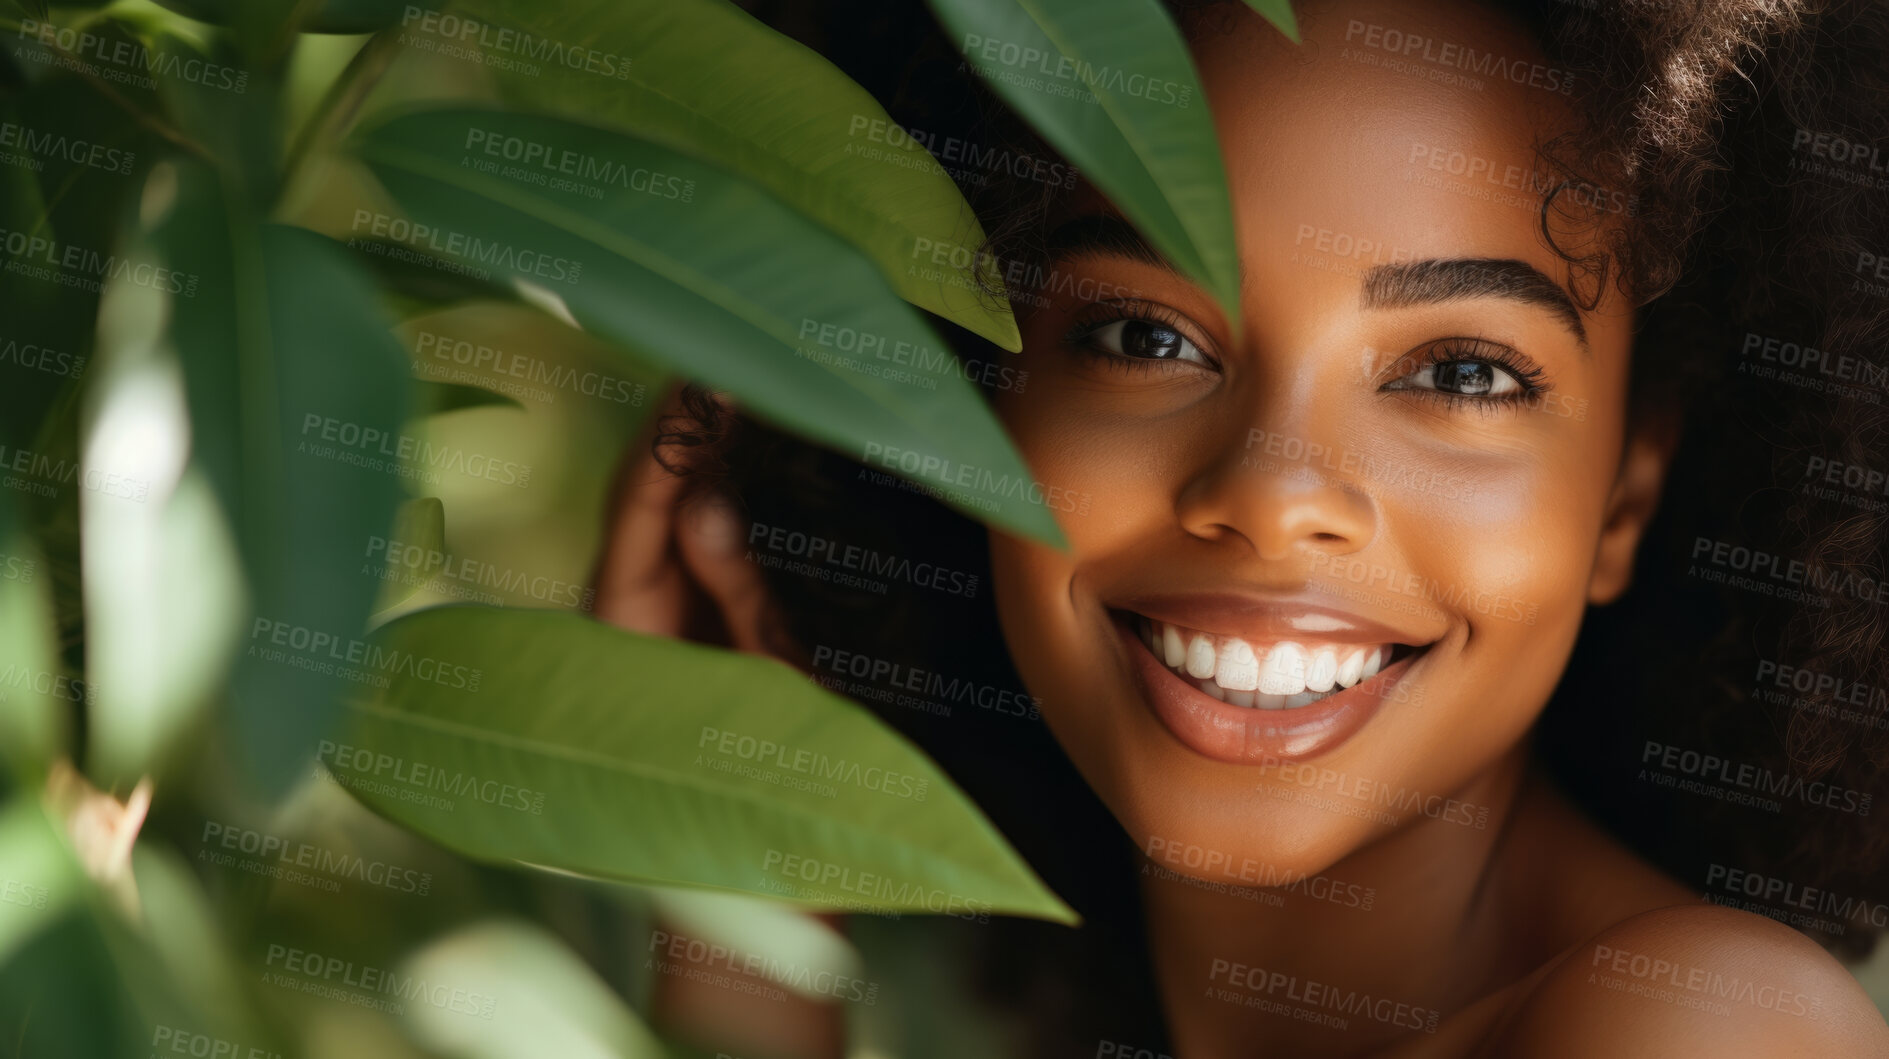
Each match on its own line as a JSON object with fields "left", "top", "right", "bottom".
{"left": 1484, "top": 903, "right": 1889, "bottom": 1058}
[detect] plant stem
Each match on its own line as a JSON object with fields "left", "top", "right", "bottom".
{"left": 280, "top": 27, "right": 402, "bottom": 198}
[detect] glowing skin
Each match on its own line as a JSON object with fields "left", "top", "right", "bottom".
{"left": 980, "top": 0, "right": 1889, "bottom": 1053}
{"left": 989, "top": 0, "right": 1620, "bottom": 935}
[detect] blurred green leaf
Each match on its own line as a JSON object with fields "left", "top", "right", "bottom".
{"left": 81, "top": 253, "right": 245, "bottom": 786}
{"left": 648, "top": 886, "right": 863, "bottom": 1003}
{"left": 123, "top": 843, "right": 274, "bottom": 1047}
{"left": 148, "top": 28, "right": 278, "bottom": 213}
{"left": 0, "top": 53, "right": 155, "bottom": 452}
{"left": 448, "top": 0, "right": 1022, "bottom": 351}
{"left": 925, "top": 0, "right": 1242, "bottom": 328}
{"left": 356, "top": 107, "right": 1066, "bottom": 547}
{"left": 1, "top": 1, "right": 51, "bottom": 21}
{"left": 1240, "top": 0, "right": 1301, "bottom": 42}
{"left": 354, "top": 236, "right": 522, "bottom": 312}
{"left": 0, "top": 798, "right": 273, "bottom": 1055}
{"left": 397, "top": 920, "right": 671, "bottom": 1059}
{"left": 373, "top": 495, "right": 446, "bottom": 610}
{"left": 0, "top": 880, "right": 141, "bottom": 1057}
{"left": 337, "top": 606, "right": 1078, "bottom": 924}
{"left": 0, "top": 799, "right": 80, "bottom": 966}
{"left": 0, "top": 495, "right": 67, "bottom": 784}
{"left": 150, "top": 0, "right": 408, "bottom": 35}
{"left": 0, "top": 797, "right": 145, "bottom": 1057}
{"left": 152, "top": 158, "right": 413, "bottom": 798}
{"left": 416, "top": 380, "right": 523, "bottom": 416}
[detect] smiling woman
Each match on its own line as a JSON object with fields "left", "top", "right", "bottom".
{"left": 594, "top": 0, "right": 1889, "bottom": 1055}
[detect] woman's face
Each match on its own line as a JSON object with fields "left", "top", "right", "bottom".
{"left": 987, "top": 0, "right": 1660, "bottom": 880}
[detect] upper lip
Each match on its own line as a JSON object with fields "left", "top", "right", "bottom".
{"left": 1113, "top": 591, "right": 1441, "bottom": 647}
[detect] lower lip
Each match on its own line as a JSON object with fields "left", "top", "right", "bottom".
{"left": 1114, "top": 616, "right": 1421, "bottom": 764}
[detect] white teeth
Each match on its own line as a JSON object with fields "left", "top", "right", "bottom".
{"left": 1257, "top": 642, "right": 1308, "bottom": 695}
{"left": 1185, "top": 634, "right": 1216, "bottom": 679}
{"left": 1214, "top": 639, "right": 1260, "bottom": 691}
{"left": 1306, "top": 647, "right": 1338, "bottom": 693}
{"left": 1162, "top": 623, "right": 1186, "bottom": 668}
{"left": 1335, "top": 648, "right": 1366, "bottom": 688}
{"left": 1142, "top": 619, "right": 1409, "bottom": 711}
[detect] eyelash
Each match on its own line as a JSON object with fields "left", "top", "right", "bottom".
{"left": 1066, "top": 303, "right": 1553, "bottom": 410}
{"left": 1383, "top": 338, "right": 1550, "bottom": 411}
{"left": 1063, "top": 299, "right": 1221, "bottom": 373}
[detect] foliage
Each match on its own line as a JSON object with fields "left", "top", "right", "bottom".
{"left": 0, "top": 0, "right": 1291, "bottom": 1054}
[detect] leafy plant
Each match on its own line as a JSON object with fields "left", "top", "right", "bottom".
{"left": 0, "top": 0, "right": 1294, "bottom": 1054}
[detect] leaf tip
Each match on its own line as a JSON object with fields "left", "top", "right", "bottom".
{"left": 991, "top": 312, "right": 1023, "bottom": 354}
{"left": 1045, "top": 898, "right": 1082, "bottom": 928}
{"left": 1243, "top": 0, "right": 1302, "bottom": 42}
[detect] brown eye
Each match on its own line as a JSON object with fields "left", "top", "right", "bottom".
{"left": 1393, "top": 358, "right": 1523, "bottom": 398}
{"left": 1083, "top": 319, "right": 1211, "bottom": 366}
{"left": 1432, "top": 361, "right": 1502, "bottom": 395}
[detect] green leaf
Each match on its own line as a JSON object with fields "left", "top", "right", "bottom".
{"left": 149, "top": 0, "right": 409, "bottom": 35}
{"left": 1240, "top": 0, "right": 1301, "bottom": 43}
{"left": 352, "top": 237, "right": 522, "bottom": 312}
{"left": 335, "top": 607, "right": 1076, "bottom": 925}
{"left": 397, "top": 920, "right": 672, "bottom": 1059}
{"left": 1, "top": 1, "right": 51, "bottom": 22}
{"left": 0, "top": 801, "right": 270, "bottom": 1055}
{"left": 121, "top": 844, "right": 275, "bottom": 1046}
{"left": 354, "top": 107, "right": 1066, "bottom": 548}
{"left": 81, "top": 244, "right": 246, "bottom": 786}
{"left": 0, "top": 799, "right": 143, "bottom": 1057}
{"left": 925, "top": 0, "right": 1243, "bottom": 328}
{"left": 373, "top": 496, "right": 445, "bottom": 611}
{"left": 0, "top": 55, "right": 154, "bottom": 452}
{"left": 415, "top": 380, "right": 524, "bottom": 416}
{"left": 443, "top": 0, "right": 1021, "bottom": 351}
{"left": 148, "top": 29, "right": 278, "bottom": 213}
{"left": 152, "top": 158, "right": 414, "bottom": 798}
{"left": 0, "top": 800, "right": 80, "bottom": 967}
{"left": 0, "top": 911, "right": 142, "bottom": 1056}
{"left": 648, "top": 886, "right": 863, "bottom": 1003}
{"left": 0, "top": 496, "right": 67, "bottom": 784}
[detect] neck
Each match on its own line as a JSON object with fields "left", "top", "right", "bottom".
{"left": 1138, "top": 746, "right": 1538, "bottom": 1057}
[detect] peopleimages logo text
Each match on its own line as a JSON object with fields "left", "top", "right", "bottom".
{"left": 959, "top": 33, "right": 1192, "bottom": 107}
{"left": 860, "top": 442, "right": 1089, "bottom": 513}
{"left": 349, "top": 209, "right": 581, "bottom": 285}
{"left": 462, "top": 129, "right": 694, "bottom": 201}
{"left": 399, "top": 6, "right": 633, "bottom": 78}
{"left": 1641, "top": 740, "right": 1871, "bottom": 815}
{"left": 251, "top": 618, "right": 483, "bottom": 691}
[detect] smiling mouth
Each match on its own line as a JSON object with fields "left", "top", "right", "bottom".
{"left": 1129, "top": 614, "right": 1426, "bottom": 710}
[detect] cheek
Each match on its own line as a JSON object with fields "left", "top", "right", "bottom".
{"left": 1382, "top": 450, "right": 1599, "bottom": 636}
{"left": 983, "top": 395, "right": 1168, "bottom": 805}
{"left": 985, "top": 533, "right": 1121, "bottom": 806}
{"left": 992, "top": 373, "right": 1185, "bottom": 555}
{"left": 1340, "top": 438, "right": 1617, "bottom": 815}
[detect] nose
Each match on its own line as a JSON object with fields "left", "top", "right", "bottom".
{"left": 1175, "top": 430, "right": 1377, "bottom": 561}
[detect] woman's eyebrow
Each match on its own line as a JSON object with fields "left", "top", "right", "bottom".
{"left": 1360, "top": 258, "right": 1590, "bottom": 353}
{"left": 1043, "top": 217, "right": 1590, "bottom": 354}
